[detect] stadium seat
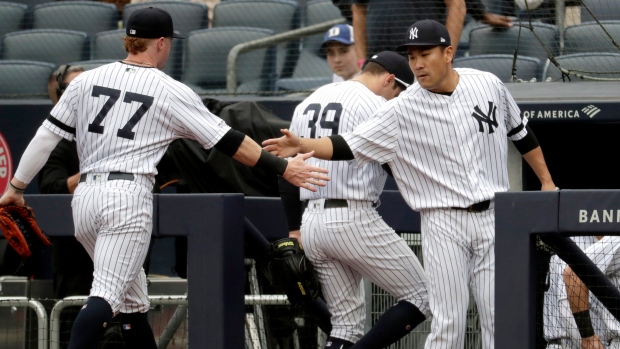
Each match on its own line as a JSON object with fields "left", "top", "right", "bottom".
{"left": 32, "top": 1, "right": 118, "bottom": 39}
{"left": 277, "top": 0, "right": 343, "bottom": 91}
{"left": 453, "top": 54, "right": 542, "bottom": 82}
{"left": 0, "top": 2, "right": 28, "bottom": 40}
{"left": 0, "top": 59, "right": 56, "bottom": 98}
{"left": 182, "top": 27, "right": 276, "bottom": 94}
{"left": 2, "top": 29, "right": 88, "bottom": 66}
{"left": 581, "top": 0, "right": 620, "bottom": 22}
{"left": 68, "top": 59, "right": 118, "bottom": 71}
{"left": 468, "top": 23, "right": 559, "bottom": 65}
{"left": 542, "top": 52, "right": 620, "bottom": 82}
{"left": 212, "top": 0, "right": 299, "bottom": 78}
{"left": 92, "top": 29, "right": 125, "bottom": 60}
{"left": 563, "top": 20, "right": 620, "bottom": 55}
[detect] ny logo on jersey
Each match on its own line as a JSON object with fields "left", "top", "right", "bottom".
{"left": 471, "top": 102, "right": 498, "bottom": 134}
{"left": 410, "top": 27, "right": 418, "bottom": 40}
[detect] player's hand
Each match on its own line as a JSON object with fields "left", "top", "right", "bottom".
{"left": 262, "top": 129, "right": 301, "bottom": 158}
{"left": 581, "top": 335, "right": 604, "bottom": 349}
{"left": 289, "top": 230, "right": 302, "bottom": 248}
{"left": 0, "top": 191, "right": 26, "bottom": 207}
{"left": 541, "top": 181, "right": 557, "bottom": 191}
{"left": 283, "top": 151, "right": 329, "bottom": 192}
{"left": 482, "top": 13, "right": 513, "bottom": 28}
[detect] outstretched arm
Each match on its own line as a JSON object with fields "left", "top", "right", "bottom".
{"left": 231, "top": 134, "right": 329, "bottom": 192}
{"left": 262, "top": 129, "right": 357, "bottom": 162}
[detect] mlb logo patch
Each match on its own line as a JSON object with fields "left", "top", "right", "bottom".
{"left": 123, "top": 324, "right": 131, "bottom": 330}
{"left": 130, "top": 29, "right": 136, "bottom": 35}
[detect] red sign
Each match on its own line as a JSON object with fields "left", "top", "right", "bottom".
{"left": 0, "top": 132, "right": 13, "bottom": 193}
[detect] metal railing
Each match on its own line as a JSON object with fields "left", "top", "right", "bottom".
{"left": 226, "top": 18, "right": 346, "bottom": 93}
{"left": 0, "top": 297, "right": 49, "bottom": 349}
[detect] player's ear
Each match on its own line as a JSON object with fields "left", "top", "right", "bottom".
{"left": 445, "top": 46, "right": 454, "bottom": 64}
{"left": 384, "top": 73, "right": 395, "bottom": 87}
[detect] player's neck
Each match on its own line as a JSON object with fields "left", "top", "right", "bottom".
{"left": 123, "top": 54, "right": 156, "bottom": 68}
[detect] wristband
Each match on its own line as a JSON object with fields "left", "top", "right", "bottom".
{"left": 9, "top": 182, "right": 26, "bottom": 193}
{"left": 255, "top": 149, "right": 288, "bottom": 176}
{"left": 573, "top": 310, "right": 596, "bottom": 338}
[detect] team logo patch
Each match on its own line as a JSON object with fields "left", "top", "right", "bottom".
{"left": 410, "top": 27, "right": 418, "bottom": 40}
{"left": 0, "top": 132, "right": 13, "bottom": 194}
{"left": 123, "top": 324, "right": 131, "bottom": 330}
{"left": 471, "top": 101, "right": 498, "bottom": 134}
{"left": 130, "top": 29, "right": 136, "bottom": 35}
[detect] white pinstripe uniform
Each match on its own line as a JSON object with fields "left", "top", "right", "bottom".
{"left": 581, "top": 236, "right": 620, "bottom": 348}
{"left": 290, "top": 80, "right": 430, "bottom": 343}
{"left": 44, "top": 61, "right": 231, "bottom": 314}
{"left": 544, "top": 236, "right": 598, "bottom": 349}
{"left": 342, "top": 68, "right": 528, "bottom": 349}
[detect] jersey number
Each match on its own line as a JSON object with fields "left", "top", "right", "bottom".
{"left": 88, "top": 85, "right": 154, "bottom": 140}
{"left": 304, "top": 102, "right": 342, "bottom": 138}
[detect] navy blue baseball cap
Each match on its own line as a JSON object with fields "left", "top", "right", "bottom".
{"left": 368, "top": 51, "right": 414, "bottom": 88}
{"left": 396, "top": 19, "right": 451, "bottom": 51}
{"left": 321, "top": 24, "right": 354, "bottom": 50}
{"left": 126, "top": 7, "right": 184, "bottom": 39}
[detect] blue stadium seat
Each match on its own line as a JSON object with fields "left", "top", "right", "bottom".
{"left": 542, "top": 52, "right": 620, "bottom": 82}
{"left": 212, "top": 0, "right": 299, "bottom": 78}
{"left": 0, "top": 59, "right": 56, "bottom": 98}
{"left": 92, "top": 29, "right": 125, "bottom": 61}
{"left": 469, "top": 23, "right": 559, "bottom": 65}
{"left": 453, "top": 54, "right": 542, "bottom": 82}
{"left": 182, "top": 27, "right": 276, "bottom": 94}
{"left": 0, "top": 2, "right": 28, "bottom": 40}
{"left": 32, "top": 1, "right": 118, "bottom": 39}
{"left": 581, "top": 0, "right": 620, "bottom": 22}
{"left": 563, "top": 20, "right": 620, "bottom": 55}
{"left": 2, "top": 29, "right": 89, "bottom": 66}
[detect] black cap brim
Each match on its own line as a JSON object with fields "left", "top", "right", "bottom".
{"left": 396, "top": 42, "right": 448, "bottom": 51}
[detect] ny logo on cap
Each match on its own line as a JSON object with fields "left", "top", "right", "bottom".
{"left": 410, "top": 27, "right": 418, "bottom": 40}
{"left": 130, "top": 29, "right": 136, "bottom": 35}
{"left": 328, "top": 27, "right": 340, "bottom": 37}
{"left": 440, "top": 37, "right": 446, "bottom": 42}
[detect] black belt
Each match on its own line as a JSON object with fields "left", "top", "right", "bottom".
{"left": 79, "top": 172, "right": 135, "bottom": 183}
{"left": 451, "top": 200, "right": 491, "bottom": 213}
{"left": 305, "top": 199, "right": 378, "bottom": 209}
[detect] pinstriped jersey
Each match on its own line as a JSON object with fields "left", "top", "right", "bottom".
{"left": 289, "top": 81, "right": 387, "bottom": 202}
{"left": 585, "top": 236, "right": 620, "bottom": 341}
{"left": 43, "top": 62, "right": 231, "bottom": 175}
{"left": 342, "top": 68, "right": 527, "bottom": 210}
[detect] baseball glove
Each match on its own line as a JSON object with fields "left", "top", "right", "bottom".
{"left": 269, "top": 237, "right": 321, "bottom": 305}
{"left": 0, "top": 204, "right": 51, "bottom": 258}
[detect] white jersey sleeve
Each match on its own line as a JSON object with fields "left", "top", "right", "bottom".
{"left": 500, "top": 80, "right": 528, "bottom": 142}
{"left": 341, "top": 100, "right": 399, "bottom": 166}
{"left": 586, "top": 236, "right": 620, "bottom": 275}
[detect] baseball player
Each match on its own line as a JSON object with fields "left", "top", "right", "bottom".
{"left": 279, "top": 51, "right": 429, "bottom": 349}
{"left": 544, "top": 236, "right": 598, "bottom": 349}
{"left": 322, "top": 24, "right": 361, "bottom": 83}
{"left": 0, "top": 7, "right": 328, "bottom": 349}
{"left": 565, "top": 236, "right": 620, "bottom": 349}
{"left": 264, "top": 19, "right": 558, "bottom": 349}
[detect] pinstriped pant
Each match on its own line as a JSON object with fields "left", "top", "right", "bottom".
{"left": 421, "top": 205, "right": 495, "bottom": 349}
{"left": 71, "top": 174, "right": 153, "bottom": 314}
{"left": 301, "top": 199, "right": 430, "bottom": 343}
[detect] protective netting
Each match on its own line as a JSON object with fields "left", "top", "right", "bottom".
{"left": 538, "top": 235, "right": 620, "bottom": 348}
{"left": 0, "top": 0, "right": 618, "bottom": 98}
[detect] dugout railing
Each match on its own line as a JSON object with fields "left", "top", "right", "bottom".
{"left": 7, "top": 192, "right": 483, "bottom": 348}
{"left": 496, "top": 190, "right": 620, "bottom": 348}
